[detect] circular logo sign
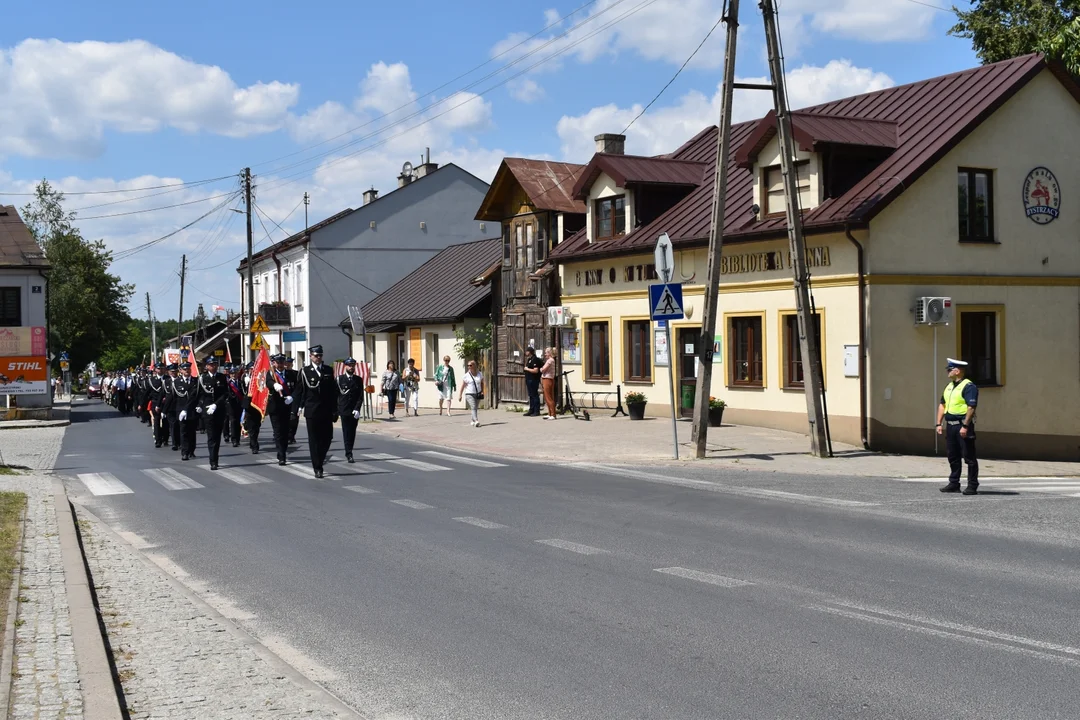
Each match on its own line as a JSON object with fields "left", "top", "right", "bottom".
{"left": 1023, "top": 167, "right": 1060, "bottom": 225}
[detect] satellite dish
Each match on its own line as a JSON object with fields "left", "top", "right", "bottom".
{"left": 401, "top": 161, "right": 414, "bottom": 177}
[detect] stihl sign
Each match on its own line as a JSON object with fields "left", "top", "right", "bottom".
{"left": 5, "top": 360, "right": 44, "bottom": 371}
{"left": 0, "top": 356, "right": 49, "bottom": 384}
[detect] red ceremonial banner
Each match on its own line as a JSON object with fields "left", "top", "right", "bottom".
{"left": 248, "top": 347, "right": 271, "bottom": 419}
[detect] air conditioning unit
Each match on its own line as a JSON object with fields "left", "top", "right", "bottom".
{"left": 915, "top": 296, "right": 952, "bottom": 325}
{"left": 547, "top": 306, "right": 573, "bottom": 326}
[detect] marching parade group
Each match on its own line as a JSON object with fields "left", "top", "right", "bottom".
{"left": 99, "top": 345, "right": 366, "bottom": 478}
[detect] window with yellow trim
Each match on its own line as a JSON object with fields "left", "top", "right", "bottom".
{"left": 729, "top": 315, "right": 764, "bottom": 386}
{"left": 585, "top": 321, "right": 610, "bottom": 381}
{"left": 782, "top": 313, "right": 822, "bottom": 389}
{"left": 959, "top": 310, "right": 1001, "bottom": 385}
{"left": 624, "top": 320, "right": 651, "bottom": 383}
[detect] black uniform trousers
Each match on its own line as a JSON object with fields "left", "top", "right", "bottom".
{"left": 269, "top": 409, "right": 291, "bottom": 462}
{"left": 179, "top": 415, "right": 198, "bottom": 458}
{"left": 305, "top": 414, "right": 334, "bottom": 471}
{"left": 525, "top": 375, "right": 541, "bottom": 416}
{"left": 153, "top": 406, "right": 169, "bottom": 446}
{"left": 289, "top": 411, "right": 299, "bottom": 444}
{"left": 245, "top": 406, "right": 261, "bottom": 451}
{"left": 945, "top": 416, "right": 978, "bottom": 487}
{"left": 203, "top": 408, "right": 226, "bottom": 465}
{"left": 167, "top": 410, "right": 179, "bottom": 449}
{"left": 226, "top": 401, "right": 242, "bottom": 447}
{"left": 340, "top": 413, "right": 358, "bottom": 458}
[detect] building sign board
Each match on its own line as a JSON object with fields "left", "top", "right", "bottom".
{"left": 1023, "top": 167, "right": 1060, "bottom": 224}
{"left": 0, "top": 356, "right": 49, "bottom": 394}
{"left": 0, "top": 327, "right": 46, "bottom": 357}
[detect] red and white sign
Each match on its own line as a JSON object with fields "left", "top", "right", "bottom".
{"left": 0, "top": 356, "right": 49, "bottom": 394}
{"left": 0, "top": 327, "right": 46, "bottom": 357}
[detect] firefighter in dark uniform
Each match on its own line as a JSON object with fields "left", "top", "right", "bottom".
{"left": 135, "top": 368, "right": 150, "bottom": 425}
{"left": 161, "top": 363, "right": 180, "bottom": 451}
{"left": 296, "top": 345, "right": 338, "bottom": 478}
{"left": 222, "top": 364, "right": 233, "bottom": 445}
{"left": 242, "top": 361, "right": 262, "bottom": 453}
{"left": 937, "top": 358, "right": 979, "bottom": 495}
{"left": 286, "top": 356, "right": 300, "bottom": 445}
{"left": 148, "top": 365, "right": 169, "bottom": 448}
{"left": 195, "top": 355, "right": 229, "bottom": 470}
{"left": 265, "top": 354, "right": 296, "bottom": 465}
{"left": 337, "top": 357, "right": 364, "bottom": 463}
{"left": 174, "top": 362, "right": 198, "bottom": 461}
{"left": 225, "top": 364, "right": 245, "bottom": 448}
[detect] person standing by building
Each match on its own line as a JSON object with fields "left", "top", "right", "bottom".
{"left": 381, "top": 361, "right": 401, "bottom": 419}
{"left": 337, "top": 357, "right": 364, "bottom": 463}
{"left": 402, "top": 358, "right": 420, "bottom": 416}
{"left": 541, "top": 347, "right": 557, "bottom": 421}
{"left": 196, "top": 355, "right": 229, "bottom": 470}
{"left": 937, "top": 358, "right": 979, "bottom": 495}
{"left": 458, "top": 360, "right": 485, "bottom": 427}
{"left": 523, "top": 346, "right": 542, "bottom": 416}
{"left": 265, "top": 354, "right": 296, "bottom": 466}
{"left": 434, "top": 355, "right": 456, "bottom": 416}
{"left": 296, "top": 345, "right": 338, "bottom": 478}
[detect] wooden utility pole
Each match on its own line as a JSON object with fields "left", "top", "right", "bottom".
{"left": 303, "top": 191, "right": 310, "bottom": 230}
{"left": 690, "top": 0, "right": 741, "bottom": 457}
{"left": 760, "top": 0, "right": 829, "bottom": 457}
{"left": 177, "top": 253, "right": 186, "bottom": 340}
{"left": 146, "top": 292, "right": 157, "bottom": 364}
{"left": 244, "top": 167, "right": 255, "bottom": 362}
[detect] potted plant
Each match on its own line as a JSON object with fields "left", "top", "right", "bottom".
{"left": 625, "top": 391, "right": 648, "bottom": 420}
{"left": 708, "top": 396, "right": 726, "bottom": 427}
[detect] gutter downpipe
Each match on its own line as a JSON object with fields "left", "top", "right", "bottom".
{"left": 845, "top": 224, "right": 870, "bottom": 450}
{"left": 271, "top": 250, "right": 283, "bottom": 353}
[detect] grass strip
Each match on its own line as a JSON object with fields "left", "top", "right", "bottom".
{"left": 0, "top": 492, "right": 26, "bottom": 634}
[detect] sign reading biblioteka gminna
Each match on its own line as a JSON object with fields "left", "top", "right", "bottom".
{"left": 721, "top": 246, "right": 831, "bottom": 276}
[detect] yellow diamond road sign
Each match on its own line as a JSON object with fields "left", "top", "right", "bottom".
{"left": 250, "top": 316, "right": 270, "bottom": 333}
{"left": 250, "top": 333, "right": 269, "bottom": 351}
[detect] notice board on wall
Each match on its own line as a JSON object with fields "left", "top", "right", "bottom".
{"left": 409, "top": 328, "right": 422, "bottom": 371}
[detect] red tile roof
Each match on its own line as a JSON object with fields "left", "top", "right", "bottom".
{"left": 551, "top": 53, "right": 1069, "bottom": 263}
{"left": 735, "top": 111, "right": 898, "bottom": 169}
{"left": 570, "top": 154, "right": 708, "bottom": 200}
{"left": 0, "top": 206, "right": 48, "bottom": 268}
{"left": 475, "top": 159, "right": 586, "bottom": 221}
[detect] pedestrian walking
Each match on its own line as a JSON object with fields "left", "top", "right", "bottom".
{"left": 434, "top": 355, "right": 456, "bottom": 416}
{"left": 242, "top": 361, "right": 262, "bottom": 453}
{"left": 381, "top": 361, "right": 401, "bottom": 419}
{"left": 174, "top": 362, "right": 199, "bottom": 460}
{"left": 337, "top": 357, "right": 364, "bottom": 463}
{"left": 523, "top": 346, "right": 542, "bottom": 416}
{"left": 225, "top": 364, "right": 245, "bottom": 448}
{"left": 115, "top": 372, "right": 129, "bottom": 415}
{"left": 937, "top": 358, "right": 979, "bottom": 495}
{"left": 265, "top": 354, "right": 296, "bottom": 466}
{"left": 286, "top": 356, "right": 300, "bottom": 444}
{"left": 402, "top": 359, "right": 421, "bottom": 416}
{"left": 296, "top": 345, "right": 338, "bottom": 478}
{"left": 196, "top": 356, "right": 229, "bottom": 470}
{"left": 148, "top": 365, "right": 169, "bottom": 447}
{"left": 541, "top": 347, "right": 557, "bottom": 420}
{"left": 160, "top": 364, "right": 179, "bottom": 451}
{"left": 458, "top": 360, "right": 485, "bottom": 427}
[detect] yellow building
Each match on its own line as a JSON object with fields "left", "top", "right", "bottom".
{"left": 547, "top": 54, "right": 1079, "bottom": 461}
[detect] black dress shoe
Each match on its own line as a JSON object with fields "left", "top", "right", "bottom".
{"left": 940, "top": 484, "right": 961, "bottom": 493}
{"left": 315, "top": 469, "right": 324, "bottom": 479}
{"left": 181, "top": 454, "right": 189, "bottom": 461}
{"left": 210, "top": 463, "right": 219, "bottom": 470}
{"left": 172, "top": 446, "right": 179, "bottom": 451}
{"left": 278, "top": 460, "right": 286, "bottom": 466}
{"left": 962, "top": 485, "right": 979, "bottom": 495}
{"left": 347, "top": 455, "right": 355, "bottom": 463}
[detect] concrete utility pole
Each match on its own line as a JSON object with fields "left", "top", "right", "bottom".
{"left": 177, "top": 253, "right": 186, "bottom": 340}
{"left": 690, "top": 0, "right": 741, "bottom": 457}
{"left": 146, "top": 292, "right": 157, "bottom": 364}
{"left": 303, "top": 191, "right": 310, "bottom": 230}
{"left": 244, "top": 167, "right": 255, "bottom": 362}
{"left": 760, "top": 0, "right": 829, "bottom": 457}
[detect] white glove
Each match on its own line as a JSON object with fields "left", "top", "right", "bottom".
{"left": 179, "top": 410, "right": 187, "bottom": 422}
{"left": 207, "top": 403, "right": 217, "bottom": 415}
{"left": 352, "top": 409, "right": 360, "bottom": 419}
{"left": 284, "top": 396, "right": 293, "bottom": 406}
{"left": 274, "top": 383, "right": 283, "bottom": 392}
{"left": 195, "top": 406, "right": 203, "bottom": 414}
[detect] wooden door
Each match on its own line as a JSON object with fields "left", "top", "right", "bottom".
{"left": 676, "top": 327, "right": 701, "bottom": 418}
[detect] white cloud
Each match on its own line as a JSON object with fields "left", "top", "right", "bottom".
{"left": 0, "top": 39, "right": 300, "bottom": 159}
{"left": 556, "top": 59, "right": 895, "bottom": 160}
{"left": 508, "top": 78, "right": 545, "bottom": 103}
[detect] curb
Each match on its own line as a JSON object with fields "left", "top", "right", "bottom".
{"left": 52, "top": 479, "right": 124, "bottom": 720}
{"left": 0, "top": 501, "right": 26, "bottom": 720}
{"left": 72, "top": 503, "right": 367, "bottom": 720}
{"left": 0, "top": 421, "right": 71, "bottom": 431}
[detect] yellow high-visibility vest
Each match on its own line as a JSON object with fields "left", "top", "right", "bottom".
{"left": 942, "top": 378, "right": 974, "bottom": 416}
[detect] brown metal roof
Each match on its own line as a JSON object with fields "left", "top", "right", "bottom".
{"left": 361, "top": 237, "right": 501, "bottom": 325}
{"left": 475, "top": 158, "right": 586, "bottom": 221}
{"left": 552, "top": 53, "right": 1064, "bottom": 263}
{"left": 570, "top": 153, "right": 707, "bottom": 200}
{"left": 0, "top": 206, "right": 49, "bottom": 268}
{"left": 735, "top": 111, "right": 898, "bottom": 168}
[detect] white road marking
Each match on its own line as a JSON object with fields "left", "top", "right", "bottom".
{"left": 362, "top": 453, "right": 400, "bottom": 461}
{"left": 996, "top": 485, "right": 1080, "bottom": 492}
{"left": 255, "top": 457, "right": 320, "bottom": 479}
{"left": 453, "top": 517, "right": 507, "bottom": 529}
{"left": 343, "top": 486, "right": 379, "bottom": 494}
{"left": 654, "top": 567, "right": 752, "bottom": 588}
{"left": 390, "top": 499, "right": 434, "bottom": 510}
{"left": 198, "top": 465, "right": 270, "bottom": 485}
{"left": 386, "top": 458, "right": 450, "bottom": 472}
{"left": 77, "top": 473, "right": 133, "bottom": 496}
{"left": 902, "top": 476, "right": 1080, "bottom": 482}
{"left": 535, "top": 539, "right": 607, "bottom": 555}
{"left": 416, "top": 451, "right": 507, "bottom": 468}
{"left": 63, "top": 453, "right": 84, "bottom": 457}
{"left": 143, "top": 468, "right": 204, "bottom": 491}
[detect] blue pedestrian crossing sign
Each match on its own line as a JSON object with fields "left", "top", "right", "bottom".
{"left": 649, "top": 282, "right": 684, "bottom": 321}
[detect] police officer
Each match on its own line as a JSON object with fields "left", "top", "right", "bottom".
{"left": 937, "top": 358, "right": 979, "bottom": 495}
{"left": 161, "top": 364, "right": 180, "bottom": 451}
{"left": 225, "top": 364, "right": 245, "bottom": 448}
{"left": 286, "top": 356, "right": 300, "bottom": 445}
{"left": 242, "top": 361, "right": 262, "bottom": 453}
{"left": 296, "top": 345, "right": 338, "bottom": 478}
{"left": 148, "top": 365, "right": 169, "bottom": 448}
{"left": 196, "top": 355, "right": 229, "bottom": 470}
{"left": 174, "top": 362, "right": 198, "bottom": 461}
{"left": 337, "top": 357, "right": 364, "bottom": 463}
{"left": 265, "top": 354, "right": 296, "bottom": 465}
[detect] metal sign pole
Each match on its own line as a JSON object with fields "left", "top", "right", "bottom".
{"left": 933, "top": 325, "right": 938, "bottom": 456}
{"left": 654, "top": 237, "right": 680, "bottom": 461}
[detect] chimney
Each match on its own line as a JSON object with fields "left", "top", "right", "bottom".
{"left": 397, "top": 172, "right": 413, "bottom": 189}
{"left": 595, "top": 133, "right": 626, "bottom": 155}
{"left": 363, "top": 187, "right": 379, "bottom": 205}
{"left": 414, "top": 147, "right": 439, "bottom": 178}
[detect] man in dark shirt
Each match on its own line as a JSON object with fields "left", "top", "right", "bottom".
{"left": 148, "top": 365, "right": 169, "bottom": 447}
{"left": 296, "top": 345, "right": 339, "bottom": 478}
{"left": 265, "top": 354, "right": 296, "bottom": 465}
{"left": 224, "top": 364, "right": 245, "bottom": 448}
{"left": 160, "top": 364, "right": 179, "bottom": 451}
{"left": 195, "top": 356, "right": 229, "bottom": 470}
{"left": 337, "top": 357, "right": 365, "bottom": 463}
{"left": 174, "top": 363, "right": 199, "bottom": 461}
{"left": 523, "top": 346, "right": 543, "bottom": 417}
{"left": 936, "top": 358, "right": 979, "bottom": 495}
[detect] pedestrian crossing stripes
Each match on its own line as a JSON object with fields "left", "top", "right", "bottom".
{"left": 416, "top": 451, "right": 507, "bottom": 468}
{"left": 198, "top": 466, "right": 270, "bottom": 485}
{"left": 385, "top": 458, "right": 451, "bottom": 472}
{"left": 255, "top": 457, "right": 317, "bottom": 479}
{"left": 143, "top": 468, "right": 203, "bottom": 491}
{"left": 898, "top": 476, "right": 1080, "bottom": 497}
{"left": 78, "top": 473, "right": 133, "bottom": 496}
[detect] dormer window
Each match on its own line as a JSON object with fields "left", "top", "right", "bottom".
{"left": 763, "top": 161, "right": 811, "bottom": 216}
{"left": 595, "top": 196, "right": 626, "bottom": 241}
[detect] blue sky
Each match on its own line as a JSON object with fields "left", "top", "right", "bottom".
{"left": 0, "top": 0, "right": 979, "bottom": 317}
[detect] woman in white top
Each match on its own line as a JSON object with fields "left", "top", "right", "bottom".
{"left": 457, "top": 360, "right": 484, "bottom": 427}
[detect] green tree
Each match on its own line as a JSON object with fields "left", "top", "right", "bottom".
{"left": 98, "top": 321, "right": 150, "bottom": 371}
{"left": 950, "top": 1, "right": 1080, "bottom": 72}
{"left": 454, "top": 322, "right": 493, "bottom": 366}
{"left": 22, "top": 180, "right": 134, "bottom": 373}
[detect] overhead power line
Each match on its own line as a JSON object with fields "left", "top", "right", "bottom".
{"left": 112, "top": 192, "right": 241, "bottom": 262}
{"left": 70, "top": 175, "right": 239, "bottom": 212}
{"left": 0, "top": 174, "right": 238, "bottom": 197}
{"left": 77, "top": 190, "right": 240, "bottom": 220}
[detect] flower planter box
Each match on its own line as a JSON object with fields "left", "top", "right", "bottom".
{"left": 258, "top": 303, "right": 291, "bottom": 327}
{"left": 708, "top": 406, "right": 725, "bottom": 427}
{"left": 627, "top": 401, "right": 647, "bottom": 421}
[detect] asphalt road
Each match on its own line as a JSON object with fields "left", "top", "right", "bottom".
{"left": 60, "top": 400, "right": 1080, "bottom": 719}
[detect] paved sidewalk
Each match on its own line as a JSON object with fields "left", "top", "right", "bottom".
{"left": 0, "top": 399, "right": 71, "bottom": 430}
{"left": 354, "top": 409, "right": 1080, "bottom": 478}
